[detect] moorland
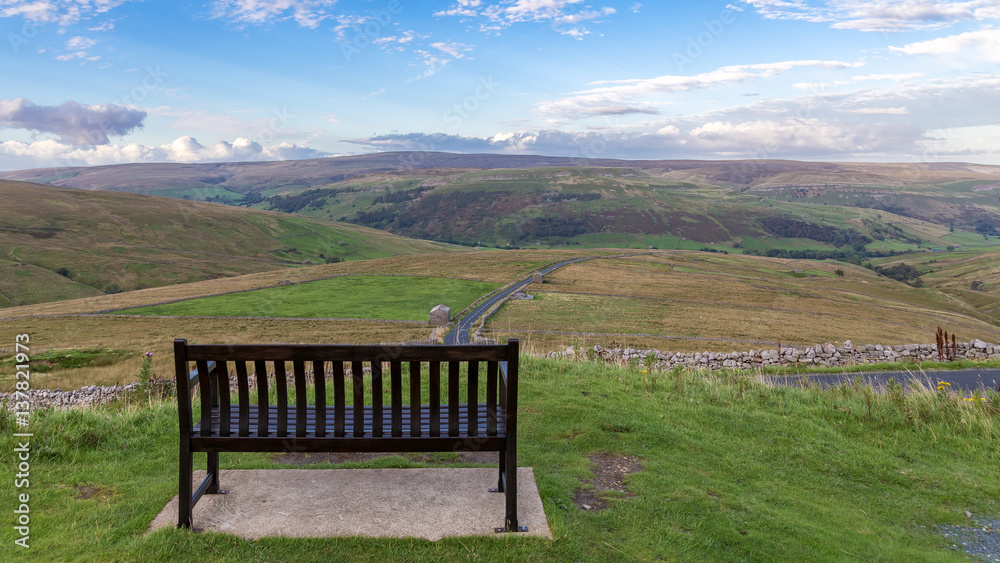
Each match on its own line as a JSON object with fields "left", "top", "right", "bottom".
{"left": 5, "top": 152, "right": 1000, "bottom": 561}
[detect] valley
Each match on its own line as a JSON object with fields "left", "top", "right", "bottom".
{"left": 5, "top": 153, "right": 1000, "bottom": 393}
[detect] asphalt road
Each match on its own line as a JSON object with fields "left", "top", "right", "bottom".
{"left": 444, "top": 258, "right": 592, "bottom": 345}
{"left": 772, "top": 367, "right": 1000, "bottom": 393}
{"left": 442, "top": 260, "right": 1000, "bottom": 395}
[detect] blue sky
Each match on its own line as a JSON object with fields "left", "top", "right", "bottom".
{"left": 1, "top": 0, "right": 999, "bottom": 169}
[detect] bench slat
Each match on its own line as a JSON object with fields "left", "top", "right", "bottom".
{"left": 448, "top": 361, "right": 459, "bottom": 437}
{"left": 352, "top": 361, "right": 364, "bottom": 437}
{"left": 314, "top": 360, "right": 326, "bottom": 438}
{"left": 236, "top": 361, "right": 250, "bottom": 437}
{"left": 468, "top": 361, "right": 478, "bottom": 437}
{"left": 372, "top": 362, "right": 383, "bottom": 438}
{"left": 429, "top": 362, "right": 440, "bottom": 438}
{"left": 487, "top": 361, "right": 498, "bottom": 436}
{"left": 294, "top": 361, "right": 307, "bottom": 438}
{"left": 275, "top": 361, "right": 288, "bottom": 437}
{"left": 196, "top": 360, "right": 213, "bottom": 439}
{"left": 218, "top": 361, "right": 231, "bottom": 437}
{"left": 409, "top": 361, "right": 421, "bottom": 437}
{"left": 390, "top": 361, "right": 402, "bottom": 437}
{"left": 333, "top": 362, "right": 346, "bottom": 437}
{"left": 255, "top": 361, "right": 268, "bottom": 438}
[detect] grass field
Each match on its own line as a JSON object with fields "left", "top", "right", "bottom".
{"left": 118, "top": 275, "right": 499, "bottom": 321}
{"left": 0, "top": 180, "right": 468, "bottom": 308}
{"left": 8, "top": 248, "right": 1000, "bottom": 391}
{"left": 3, "top": 356, "right": 1000, "bottom": 561}
{"left": 0, "top": 249, "right": 598, "bottom": 319}
{"left": 485, "top": 252, "right": 1000, "bottom": 352}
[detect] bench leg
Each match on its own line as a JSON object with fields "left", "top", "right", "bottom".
{"left": 496, "top": 451, "right": 506, "bottom": 492}
{"left": 206, "top": 452, "right": 220, "bottom": 494}
{"left": 178, "top": 442, "right": 193, "bottom": 528}
{"left": 504, "top": 444, "right": 519, "bottom": 532}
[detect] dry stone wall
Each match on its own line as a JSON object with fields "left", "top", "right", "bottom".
{"left": 550, "top": 339, "right": 1000, "bottom": 370}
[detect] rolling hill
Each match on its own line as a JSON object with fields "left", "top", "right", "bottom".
{"left": 6, "top": 153, "right": 1000, "bottom": 256}
{"left": 0, "top": 179, "right": 468, "bottom": 307}
{"left": 5, "top": 248, "right": 1000, "bottom": 392}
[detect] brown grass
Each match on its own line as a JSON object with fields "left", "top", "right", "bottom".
{"left": 484, "top": 252, "right": 1000, "bottom": 353}
{"left": 0, "top": 315, "right": 434, "bottom": 391}
{"left": 0, "top": 249, "right": 606, "bottom": 318}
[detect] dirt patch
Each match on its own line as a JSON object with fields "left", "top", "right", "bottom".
{"left": 573, "top": 453, "right": 642, "bottom": 511}
{"left": 270, "top": 451, "right": 498, "bottom": 466}
{"left": 75, "top": 484, "right": 115, "bottom": 501}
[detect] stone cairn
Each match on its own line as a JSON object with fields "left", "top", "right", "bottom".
{"left": 548, "top": 339, "right": 1000, "bottom": 371}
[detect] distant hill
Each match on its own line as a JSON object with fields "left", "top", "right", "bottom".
{"left": 0, "top": 179, "right": 467, "bottom": 308}
{"left": 5, "top": 152, "right": 1000, "bottom": 255}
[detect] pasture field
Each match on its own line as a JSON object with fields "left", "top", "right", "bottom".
{"left": 119, "top": 276, "right": 500, "bottom": 321}
{"left": 3, "top": 357, "right": 1000, "bottom": 561}
{"left": 0, "top": 315, "right": 435, "bottom": 392}
{"left": 10, "top": 248, "right": 1000, "bottom": 390}
{"left": 0, "top": 262, "right": 103, "bottom": 306}
{"left": 485, "top": 252, "right": 1000, "bottom": 352}
{"left": 0, "top": 180, "right": 468, "bottom": 308}
{"left": 0, "top": 249, "right": 595, "bottom": 318}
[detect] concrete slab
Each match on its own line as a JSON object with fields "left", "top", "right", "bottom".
{"left": 148, "top": 468, "right": 551, "bottom": 541}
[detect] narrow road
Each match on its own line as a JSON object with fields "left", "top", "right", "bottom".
{"left": 773, "top": 368, "right": 1000, "bottom": 393}
{"left": 444, "top": 258, "right": 592, "bottom": 345}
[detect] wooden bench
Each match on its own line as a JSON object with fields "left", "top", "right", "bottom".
{"left": 173, "top": 338, "right": 525, "bottom": 533}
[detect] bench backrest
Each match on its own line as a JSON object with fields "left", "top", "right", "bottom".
{"left": 173, "top": 339, "right": 519, "bottom": 440}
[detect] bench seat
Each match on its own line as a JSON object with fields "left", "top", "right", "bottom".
{"left": 192, "top": 404, "right": 507, "bottom": 451}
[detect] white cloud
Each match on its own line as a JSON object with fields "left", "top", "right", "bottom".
{"left": 430, "top": 41, "right": 473, "bottom": 58}
{"left": 56, "top": 51, "right": 89, "bottom": 61}
{"left": 539, "top": 60, "right": 864, "bottom": 118}
{"left": 0, "top": 0, "right": 135, "bottom": 26}
{"left": 434, "top": 0, "right": 482, "bottom": 17}
{"left": 408, "top": 42, "right": 475, "bottom": 80}
{"left": 688, "top": 118, "right": 862, "bottom": 152}
{"left": 88, "top": 21, "right": 115, "bottom": 31}
{"left": 890, "top": 28, "right": 1000, "bottom": 62}
{"left": 0, "top": 136, "right": 330, "bottom": 169}
{"left": 435, "top": 0, "right": 617, "bottom": 36}
{"left": 66, "top": 36, "right": 97, "bottom": 49}
{"left": 0, "top": 98, "right": 146, "bottom": 144}
{"left": 209, "top": 0, "right": 336, "bottom": 28}
{"left": 741, "top": 0, "right": 999, "bottom": 32}
{"left": 346, "top": 118, "right": 923, "bottom": 160}
{"left": 373, "top": 30, "right": 419, "bottom": 48}
{"left": 851, "top": 73, "right": 925, "bottom": 81}
{"left": 845, "top": 106, "right": 910, "bottom": 114}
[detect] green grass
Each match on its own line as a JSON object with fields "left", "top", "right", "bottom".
{"left": 117, "top": 275, "right": 499, "bottom": 321}
{"left": 3, "top": 356, "right": 1000, "bottom": 561}
{"left": 0, "top": 347, "right": 129, "bottom": 374}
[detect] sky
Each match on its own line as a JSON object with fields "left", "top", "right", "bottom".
{"left": 1, "top": 0, "right": 999, "bottom": 170}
